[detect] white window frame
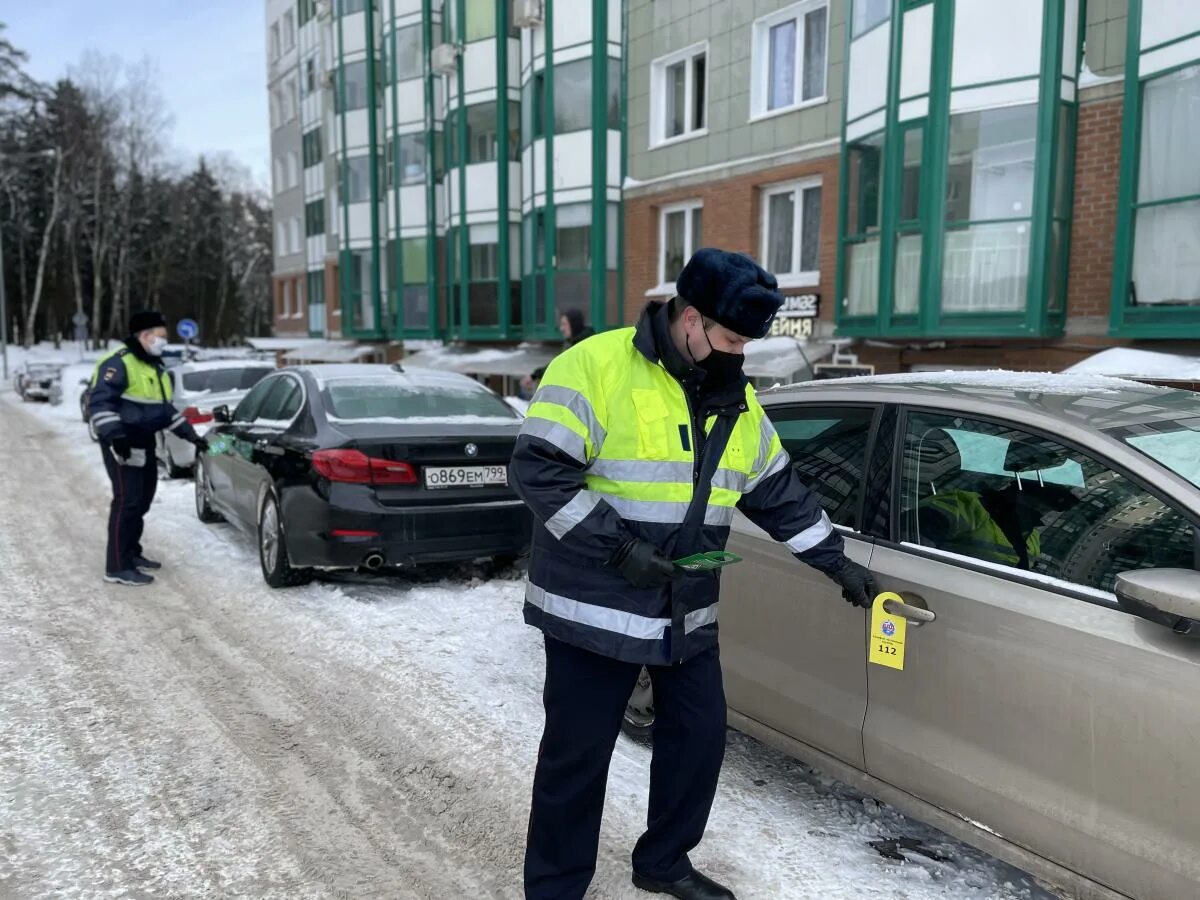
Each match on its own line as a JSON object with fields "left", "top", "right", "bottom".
{"left": 293, "top": 277, "right": 305, "bottom": 318}
{"left": 289, "top": 217, "right": 301, "bottom": 255}
{"left": 270, "top": 22, "right": 281, "bottom": 61}
{"left": 750, "top": 0, "right": 830, "bottom": 123}
{"left": 282, "top": 280, "right": 293, "bottom": 318}
{"left": 651, "top": 199, "right": 704, "bottom": 295}
{"left": 649, "top": 41, "right": 709, "bottom": 149}
{"left": 760, "top": 176, "right": 822, "bottom": 288}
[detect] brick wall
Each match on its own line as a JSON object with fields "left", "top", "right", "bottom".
{"left": 1065, "top": 97, "right": 1124, "bottom": 322}
{"left": 623, "top": 153, "right": 841, "bottom": 327}
{"left": 272, "top": 274, "right": 307, "bottom": 336}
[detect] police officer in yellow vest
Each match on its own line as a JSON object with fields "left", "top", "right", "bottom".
{"left": 512, "top": 249, "right": 877, "bottom": 900}
{"left": 88, "top": 310, "right": 207, "bottom": 586}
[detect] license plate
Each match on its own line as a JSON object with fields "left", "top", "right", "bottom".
{"left": 424, "top": 465, "right": 508, "bottom": 489}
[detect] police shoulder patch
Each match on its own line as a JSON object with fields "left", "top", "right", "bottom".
{"left": 103, "top": 368, "right": 117, "bottom": 382}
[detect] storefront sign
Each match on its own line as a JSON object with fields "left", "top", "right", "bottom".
{"left": 768, "top": 294, "right": 820, "bottom": 339}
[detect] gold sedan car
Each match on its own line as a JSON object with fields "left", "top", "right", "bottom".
{"left": 631, "top": 373, "right": 1200, "bottom": 900}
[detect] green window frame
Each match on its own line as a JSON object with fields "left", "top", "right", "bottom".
{"left": 1111, "top": 17, "right": 1200, "bottom": 337}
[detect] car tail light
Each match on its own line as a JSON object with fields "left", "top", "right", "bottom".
{"left": 183, "top": 406, "right": 213, "bottom": 425}
{"left": 331, "top": 529, "right": 380, "bottom": 538}
{"left": 312, "top": 449, "right": 417, "bottom": 485}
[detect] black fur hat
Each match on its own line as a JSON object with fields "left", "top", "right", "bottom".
{"left": 676, "top": 248, "right": 784, "bottom": 339}
{"left": 128, "top": 309, "right": 167, "bottom": 335}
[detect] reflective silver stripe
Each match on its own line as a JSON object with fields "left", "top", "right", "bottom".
{"left": 170, "top": 414, "right": 186, "bottom": 426}
{"left": 600, "top": 494, "right": 735, "bottom": 527}
{"left": 744, "top": 450, "right": 790, "bottom": 493}
{"left": 545, "top": 491, "right": 602, "bottom": 540}
{"left": 786, "top": 512, "right": 834, "bottom": 553}
{"left": 712, "top": 468, "right": 748, "bottom": 493}
{"left": 704, "top": 505, "right": 736, "bottom": 527}
{"left": 685, "top": 603, "right": 718, "bottom": 633}
{"left": 520, "top": 417, "right": 587, "bottom": 464}
{"left": 532, "top": 385, "right": 607, "bottom": 455}
{"left": 602, "top": 494, "right": 690, "bottom": 524}
{"left": 590, "top": 459, "right": 693, "bottom": 483}
{"left": 752, "top": 417, "right": 779, "bottom": 474}
{"left": 169, "top": 418, "right": 189, "bottom": 433}
{"left": 526, "top": 583, "right": 667, "bottom": 641}
{"left": 91, "top": 412, "right": 120, "bottom": 426}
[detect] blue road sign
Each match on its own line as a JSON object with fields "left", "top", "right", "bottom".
{"left": 177, "top": 318, "right": 199, "bottom": 341}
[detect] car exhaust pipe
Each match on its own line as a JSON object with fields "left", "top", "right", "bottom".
{"left": 363, "top": 553, "right": 386, "bottom": 571}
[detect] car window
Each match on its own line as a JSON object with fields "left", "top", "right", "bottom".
{"left": 232, "top": 377, "right": 280, "bottom": 423}
{"left": 181, "top": 367, "right": 273, "bottom": 393}
{"left": 322, "top": 379, "right": 519, "bottom": 421}
{"left": 256, "top": 377, "right": 302, "bottom": 423}
{"left": 1107, "top": 418, "right": 1200, "bottom": 489}
{"left": 900, "top": 411, "right": 1198, "bottom": 592}
{"left": 771, "top": 406, "right": 875, "bottom": 529}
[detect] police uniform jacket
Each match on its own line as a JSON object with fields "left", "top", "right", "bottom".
{"left": 87, "top": 341, "right": 199, "bottom": 449}
{"left": 509, "top": 301, "right": 845, "bottom": 666}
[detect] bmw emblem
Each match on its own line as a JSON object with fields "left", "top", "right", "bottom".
{"left": 465, "top": 443, "right": 479, "bottom": 457}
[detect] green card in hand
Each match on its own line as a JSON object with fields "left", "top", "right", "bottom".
{"left": 674, "top": 551, "right": 743, "bottom": 571}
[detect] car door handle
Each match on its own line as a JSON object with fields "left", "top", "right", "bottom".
{"left": 883, "top": 596, "right": 937, "bottom": 624}
{"left": 255, "top": 439, "right": 284, "bottom": 456}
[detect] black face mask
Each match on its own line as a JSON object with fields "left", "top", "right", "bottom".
{"left": 686, "top": 322, "right": 745, "bottom": 385}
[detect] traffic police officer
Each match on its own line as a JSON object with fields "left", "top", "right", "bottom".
{"left": 88, "top": 310, "right": 207, "bottom": 586}
{"left": 511, "top": 249, "right": 877, "bottom": 900}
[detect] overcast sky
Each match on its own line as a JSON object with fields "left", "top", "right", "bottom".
{"left": 4, "top": 1, "right": 269, "bottom": 187}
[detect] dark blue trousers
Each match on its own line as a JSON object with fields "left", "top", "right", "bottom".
{"left": 101, "top": 442, "right": 157, "bottom": 574}
{"left": 524, "top": 637, "right": 727, "bottom": 900}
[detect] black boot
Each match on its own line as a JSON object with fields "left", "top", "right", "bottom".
{"left": 632, "top": 868, "right": 736, "bottom": 900}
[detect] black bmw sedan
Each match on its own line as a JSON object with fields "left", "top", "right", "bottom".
{"left": 194, "top": 363, "right": 532, "bottom": 587}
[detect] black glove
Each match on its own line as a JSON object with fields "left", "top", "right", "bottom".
{"left": 827, "top": 557, "right": 877, "bottom": 609}
{"left": 191, "top": 435, "right": 210, "bottom": 452}
{"left": 608, "top": 539, "right": 679, "bottom": 589}
{"left": 111, "top": 436, "right": 132, "bottom": 461}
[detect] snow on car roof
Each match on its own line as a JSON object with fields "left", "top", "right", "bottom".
{"left": 787, "top": 369, "right": 1155, "bottom": 395}
{"left": 768, "top": 369, "right": 1200, "bottom": 431}
{"left": 299, "top": 363, "right": 488, "bottom": 391}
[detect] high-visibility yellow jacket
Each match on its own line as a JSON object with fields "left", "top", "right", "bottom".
{"left": 510, "top": 301, "right": 845, "bottom": 665}
{"left": 919, "top": 490, "right": 1041, "bottom": 568}
{"left": 87, "top": 344, "right": 196, "bottom": 448}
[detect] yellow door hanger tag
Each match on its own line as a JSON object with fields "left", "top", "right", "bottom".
{"left": 869, "top": 592, "right": 907, "bottom": 670}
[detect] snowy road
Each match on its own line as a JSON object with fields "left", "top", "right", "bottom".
{"left": 0, "top": 381, "right": 1062, "bottom": 899}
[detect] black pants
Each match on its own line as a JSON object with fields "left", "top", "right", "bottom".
{"left": 524, "top": 638, "right": 727, "bottom": 900}
{"left": 101, "top": 442, "right": 158, "bottom": 574}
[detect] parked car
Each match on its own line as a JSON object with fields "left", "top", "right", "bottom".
{"left": 155, "top": 360, "right": 276, "bottom": 477}
{"left": 16, "top": 361, "right": 66, "bottom": 402}
{"left": 194, "top": 364, "right": 532, "bottom": 586}
{"left": 619, "top": 373, "right": 1200, "bottom": 900}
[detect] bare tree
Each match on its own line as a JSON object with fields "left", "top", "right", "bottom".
{"left": 24, "top": 148, "right": 65, "bottom": 346}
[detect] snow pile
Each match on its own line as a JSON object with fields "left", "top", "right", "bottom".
{"left": 792, "top": 369, "right": 1152, "bottom": 396}
{"left": 1064, "top": 347, "right": 1200, "bottom": 380}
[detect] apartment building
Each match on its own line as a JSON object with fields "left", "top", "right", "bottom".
{"left": 266, "top": 0, "right": 624, "bottom": 356}
{"left": 267, "top": 0, "right": 309, "bottom": 337}
{"left": 624, "top": 0, "right": 1200, "bottom": 373}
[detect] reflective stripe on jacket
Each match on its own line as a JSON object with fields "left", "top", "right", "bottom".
{"left": 509, "top": 301, "right": 845, "bottom": 665}
{"left": 87, "top": 346, "right": 196, "bottom": 446}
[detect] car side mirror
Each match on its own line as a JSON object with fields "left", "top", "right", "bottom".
{"left": 1115, "top": 568, "right": 1200, "bottom": 638}
{"left": 213, "top": 405, "right": 232, "bottom": 424}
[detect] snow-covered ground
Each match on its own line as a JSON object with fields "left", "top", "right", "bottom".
{"left": 0, "top": 345, "right": 1061, "bottom": 899}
